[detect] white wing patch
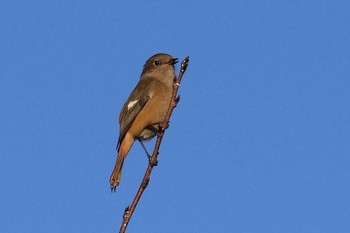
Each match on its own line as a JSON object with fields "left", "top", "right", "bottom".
{"left": 127, "top": 100, "right": 139, "bottom": 110}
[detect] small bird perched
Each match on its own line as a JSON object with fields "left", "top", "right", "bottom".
{"left": 110, "top": 53, "right": 178, "bottom": 190}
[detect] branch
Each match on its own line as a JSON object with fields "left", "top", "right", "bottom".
{"left": 118, "top": 56, "right": 190, "bottom": 233}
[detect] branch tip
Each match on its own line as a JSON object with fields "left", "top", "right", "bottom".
{"left": 180, "top": 56, "right": 190, "bottom": 72}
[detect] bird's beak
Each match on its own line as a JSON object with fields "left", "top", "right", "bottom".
{"left": 169, "top": 58, "right": 178, "bottom": 65}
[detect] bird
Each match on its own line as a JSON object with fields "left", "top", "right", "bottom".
{"left": 110, "top": 53, "right": 178, "bottom": 191}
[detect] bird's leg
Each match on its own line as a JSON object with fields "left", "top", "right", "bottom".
{"left": 157, "top": 122, "right": 169, "bottom": 133}
{"left": 138, "top": 139, "right": 151, "bottom": 159}
{"left": 137, "top": 139, "right": 158, "bottom": 166}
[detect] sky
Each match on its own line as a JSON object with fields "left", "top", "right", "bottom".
{"left": 1, "top": 0, "right": 350, "bottom": 232}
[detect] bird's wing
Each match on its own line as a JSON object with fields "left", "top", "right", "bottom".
{"left": 117, "top": 79, "right": 151, "bottom": 151}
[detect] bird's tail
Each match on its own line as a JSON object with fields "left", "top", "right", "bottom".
{"left": 109, "top": 154, "right": 124, "bottom": 191}
{"left": 110, "top": 133, "right": 134, "bottom": 191}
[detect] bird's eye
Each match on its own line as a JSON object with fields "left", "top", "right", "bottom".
{"left": 154, "top": 60, "right": 160, "bottom": 66}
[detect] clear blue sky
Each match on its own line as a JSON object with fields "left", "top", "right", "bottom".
{"left": 1, "top": 0, "right": 349, "bottom": 232}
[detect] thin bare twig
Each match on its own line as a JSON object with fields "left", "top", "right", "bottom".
{"left": 118, "top": 56, "right": 190, "bottom": 233}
